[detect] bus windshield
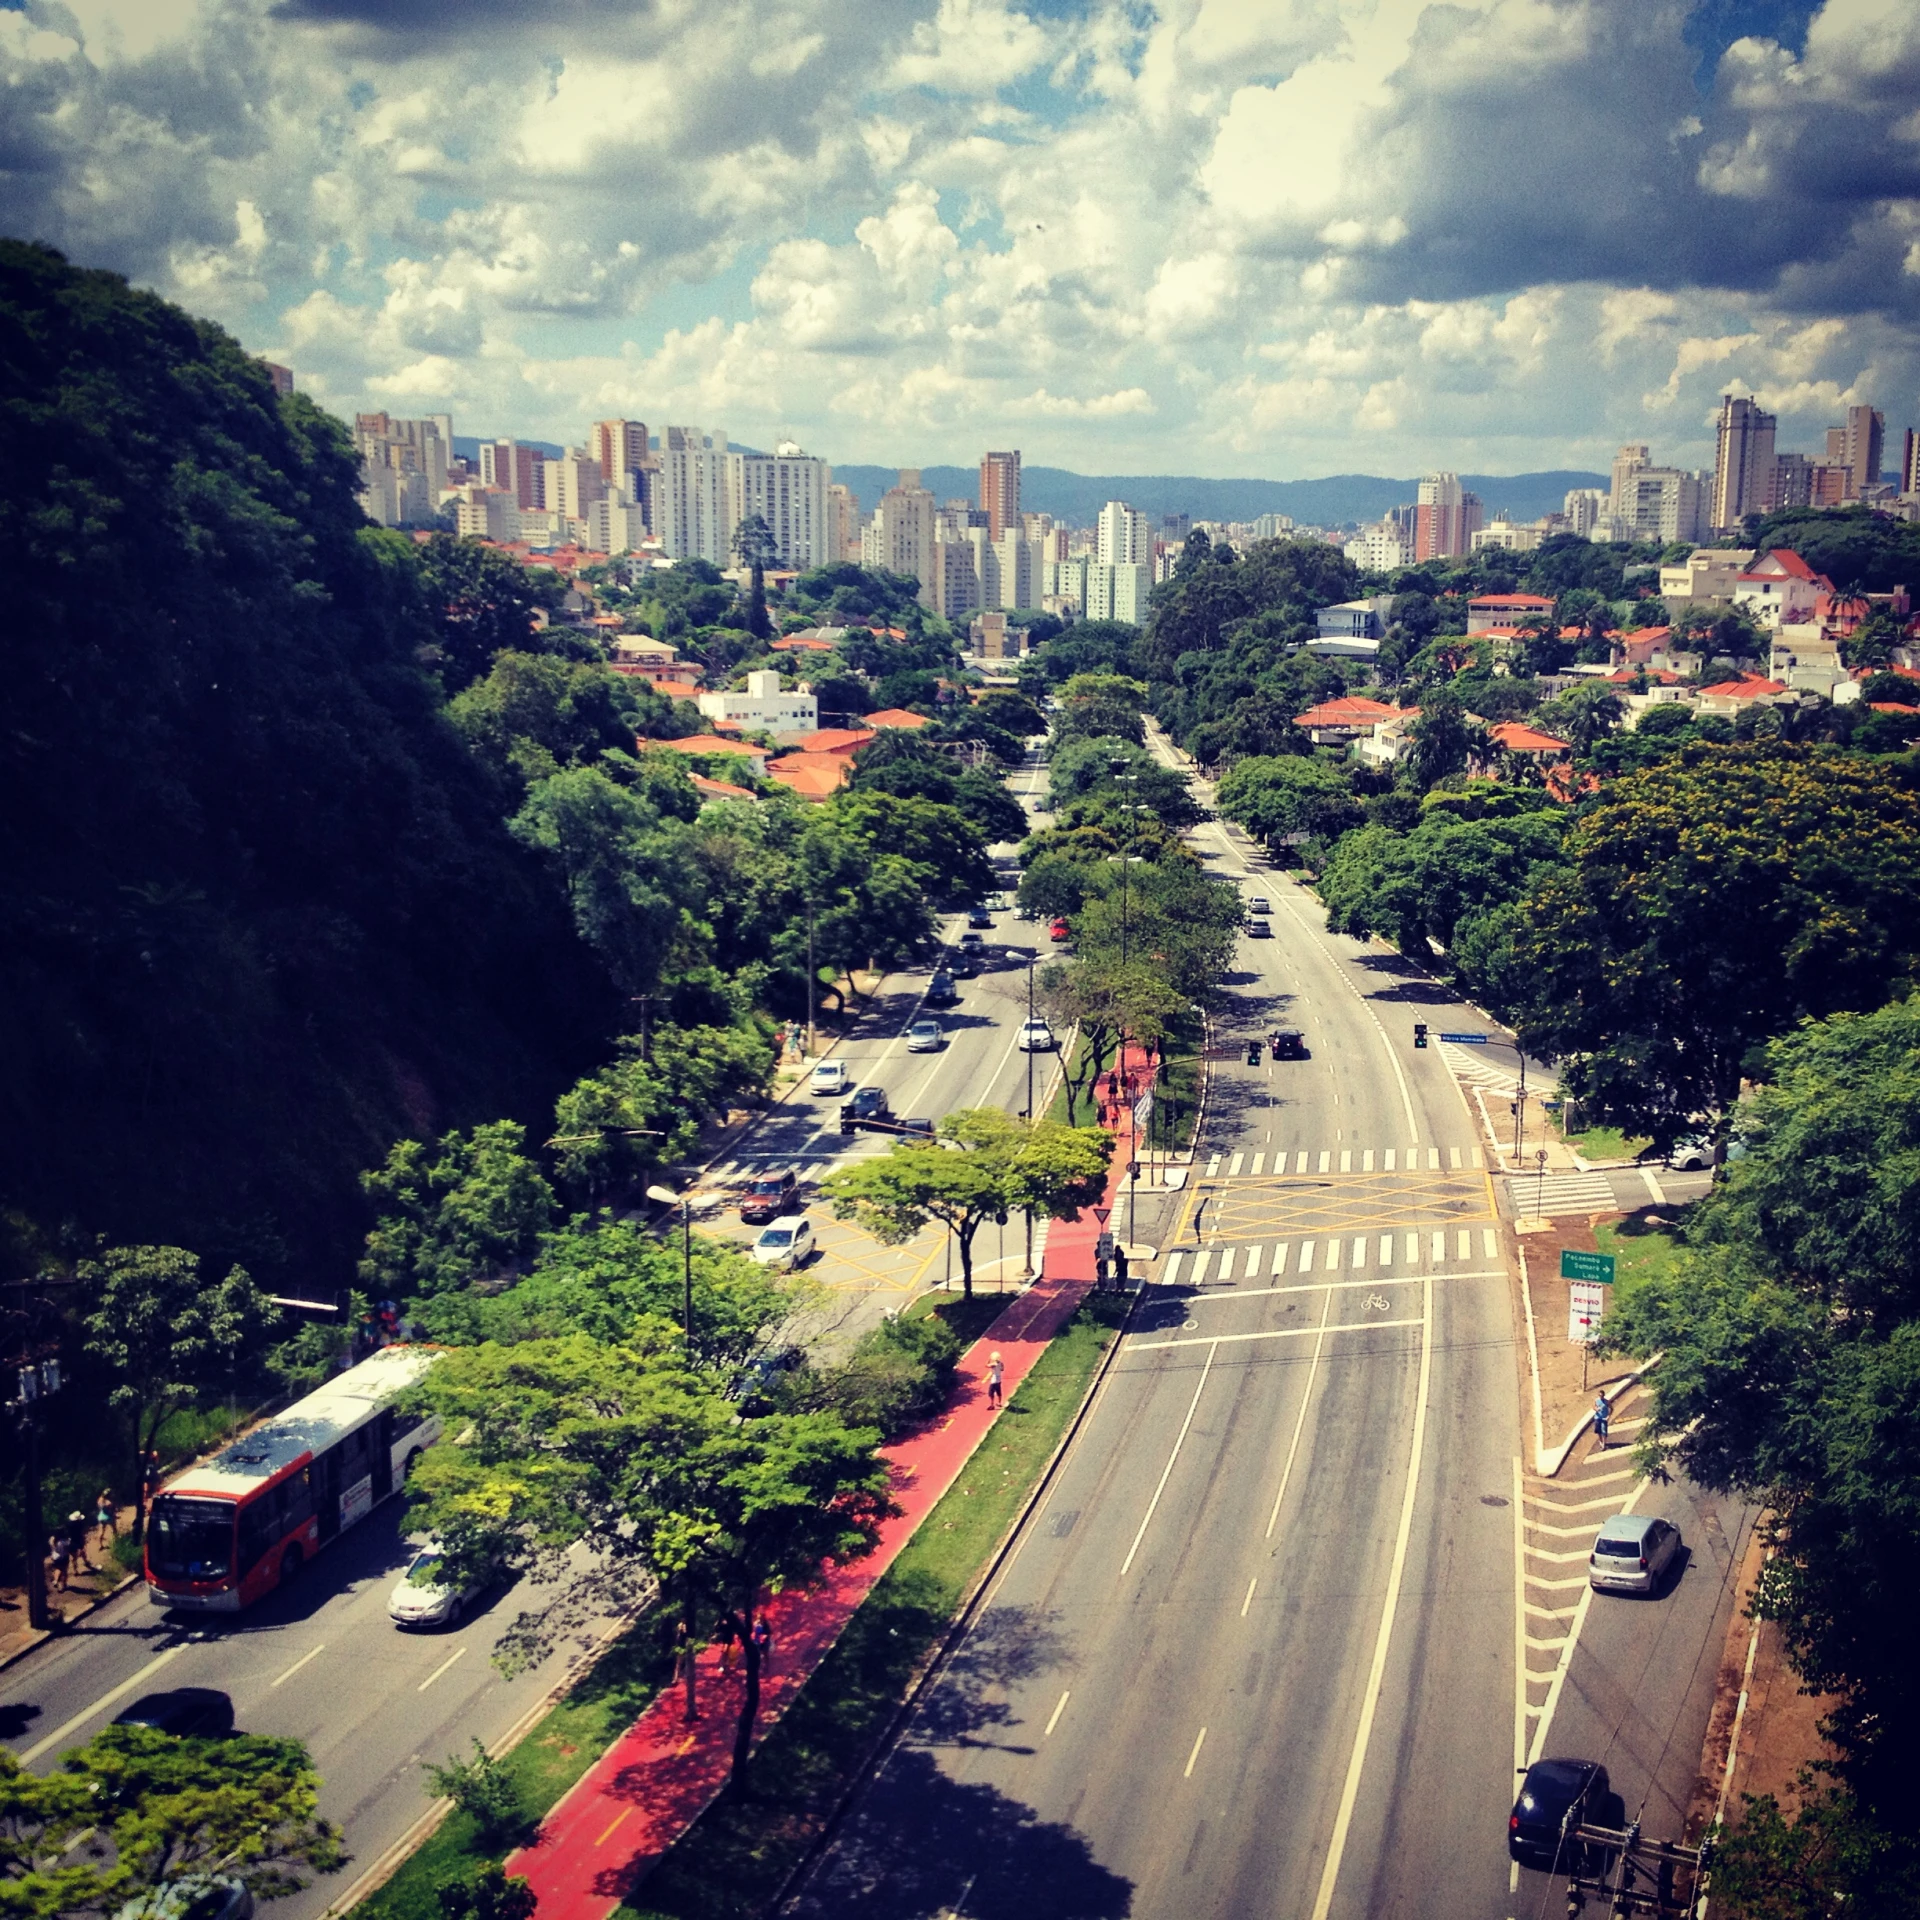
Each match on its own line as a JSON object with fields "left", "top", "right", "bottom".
{"left": 149, "top": 1496, "right": 236, "bottom": 1581}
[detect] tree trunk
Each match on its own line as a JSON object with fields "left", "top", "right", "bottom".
{"left": 681, "top": 1597, "right": 699, "bottom": 1723}
{"left": 729, "top": 1603, "right": 760, "bottom": 1792}
{"left": 956, "top": 1221, "right": 978, "bottom": 1299}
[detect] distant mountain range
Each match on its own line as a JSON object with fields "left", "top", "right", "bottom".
{"left": 451, "top": 438, "right": 1605, "bottom": 531}
{"left": 829, "top": 464, "right": 1608, "bottom": 529}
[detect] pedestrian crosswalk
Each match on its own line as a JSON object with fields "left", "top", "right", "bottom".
{"left": 1436, "top": 1040, "right": 1554, "bottom": 1098}
{"left": 1507, "top": 1169, "right": 1617, "bottom": 1215}
{"left": 1204, "top": 1144, "right": 1484, "bottom": 1177}
{"left": 1160, "top": 1225, "right": 1502, "bottom": 1287}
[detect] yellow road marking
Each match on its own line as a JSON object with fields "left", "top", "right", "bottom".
{"left": 595, "top": 1807, "right": 633, "bottom": 1846}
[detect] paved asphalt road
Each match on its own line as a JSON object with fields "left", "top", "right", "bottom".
{"left": 0, "top": 750, "right": 1069, "bottom": 1906}
{"left": 788, "top": 772, "right": 1745, "bottom": 1920}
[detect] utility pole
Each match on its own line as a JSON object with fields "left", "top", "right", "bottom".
{"left": 1557, "top": 1814, "right": 1709, "bottom": 1915}
{"left": 646, "top": 1185, "right": 695, "bottom": 1357}
{"left": 4, "top": 1278, "right": 72, "bottom": 1633}
{"left": 805, "top": 898, "right": 817, "bottom": 1059}
{"left": 1514, "top": 1047, "right": 1528, "bottom": 1164}
{"left": 1022, "top": 951, "right": 1037, "bottom": 1280}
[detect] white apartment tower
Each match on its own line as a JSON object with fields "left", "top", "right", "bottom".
{"left": 736, "top": 442, "right": 831, "bottom": 569}
{"left": 659, "top": 427, "right": 734, "bottom": 564}
{"left": 860, "top": 469, "right": 937, "bottom": 587}
{"left": 1096, "top": 500, "right": 1153, "bottom": 566}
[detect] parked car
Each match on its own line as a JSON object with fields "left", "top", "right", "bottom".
{"left": 1248, "top": 896, "right": 1273, "bottom": 913}
{"left": 1017, "top": 1018, "right": 1056, "bottom": 1052}
{"left": 388, "top": 1543, "right": 500, "bottom": 1629}
{"left": 753, "top": 1216, "right": 815, "bottom": 1269}
{"left": 1589, "top": 1514, "right": 1683, "bottom": 1595}
{"left": 740, "top": 1167, "right": 799, "bottom": 1223}
{"left": 927, "top": 969, "right": 959, "bottom": 1006}
{"left": 1509, "top": 1758, "right": 1609, "bottom": 1870}
{"left": 809, "top": 1060, "right": 850, "bottom": 1096}
{"left": 116, "top": 1878, "right": 254, "bottom": 1920}
{"left": 1247, "top": 917, "right": 1273, "bottom": 938}
{"left": 1048, "top": 917, "right": 1071, "bottom": 942}
{"left": 112, "top": 1689, "right": 234, "bottom": 1739}
{"left": 1270, "top": 1028, "right": 1307, "bottom": 1059}
{"left": 967, "top": 906, "right": 995, "bottom": 929}
{"left": 1667, "top": 1136, "right": 1714, "bottom": 1171}
{"left": 906, "top": 1016, "right": 945, "bottom": 1052}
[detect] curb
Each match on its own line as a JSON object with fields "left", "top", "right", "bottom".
{"left": 773, "top": 1281, "right": 1142, "bottom": 1915}
{"left": 0, "top": 1572, "right": 142, "bottom": 1675}
{"left": 1538, "top": 1359, "right": 1662, "bottom": 1477}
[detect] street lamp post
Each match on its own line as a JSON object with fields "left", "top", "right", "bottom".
{"left": 805, "top": 898, "right": 817, "bottom": 1059}
{"left": 1021, "top": 950, "right": 1038, "bottom": 1280}
{"left": 4, "top": 1279, "right": 70, "bottom": 1633}
{"left": 647, "top": 1185, "right": 695, "bottom": 1355}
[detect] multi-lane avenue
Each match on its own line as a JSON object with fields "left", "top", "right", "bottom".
{"left": 787, "top": 752, "right": 1752, "bottom": 1920}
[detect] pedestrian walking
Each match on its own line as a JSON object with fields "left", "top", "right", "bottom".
{"left": 1593, "top": 1390, "right": 1612, "bottom": 1448}
{"left": 751, "top": 1617, "right": 772, "bottom": 1673}
{"left": 717, "top": 1617, "right": 738, "bottom": 1674}
{"left": 1114, "top": 1245, "right": 1129, "bottom": 1286}
{"left": 49, "top": 1532, "right": 70, "bottom": 1592}
{"left": 65, "top": 1512, "right": 94, "bottom": 1574}
{"left": 986, "top": 1350, "right": 1004, "bottom": 1410}
{"left": 94, "top": 1489, "right": 116, "bottom": 1552}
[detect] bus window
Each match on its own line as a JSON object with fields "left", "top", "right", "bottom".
{"left": 149, "top": 1496, "right": 236, "bottom": 1583}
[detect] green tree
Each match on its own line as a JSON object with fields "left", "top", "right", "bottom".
{"left": 414, "top": 535, "right": 568, "bottom": 692}
{"left": 1517, "top": 744, "right": 1920, "bottom": 1144}
{"left": 1033, "top": 958, "right": 1189, "bottom": 1121}
{"left": 1214, "top": 754, "right": 1362, "bottom": 847}
{"left": 1535, "top": 681, "right": 1625, "bottom": 754}
{"left": 449, "top": 652, "right": 656, "bottom": 789}
{"left": 82, "top": 1247, "right": 270, "bottom": 1538}
{"left": 0, "top": 1723, "right": 345, "bottom": 1918}
{"left": 1048, "top": 674, "right": 1150, "bottom": 748}
{"left": 359, "top": 1121, "right": 557, "bottom": 1301}
{"left": 1405, "top": 689, "right": 1485, "bottom": 790}
{"left": 407, "top": 1326, "right": 893, "bottom": 1788}
{"left": 733, "top": 513, "right": 777, "bottom": 640}
{"left": 822, "top": 1110, "right": 1111, "bottom": 1297}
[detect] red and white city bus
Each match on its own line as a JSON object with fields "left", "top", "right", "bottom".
{"left": 145, "top": 1344, "right": 442, "bottom": 1612}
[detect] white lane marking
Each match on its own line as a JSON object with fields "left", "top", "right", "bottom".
{"left": 18, "top": 1643, "right": 186, "bottom": 1764}
{"left": 1351, "top": 1236, "right": 1366, "bottom": 1269}
{"left": 1512, "top": 1455, "right": 1529, "bottom": 1788}
{"left": 1266, "top": 1285, "right": 1336, "bottom": 1540}
{"left": 1229, "top": 1152, "right": 1245, "bottom": 1176}
{"left": 1641, "top": 1166, "right": 1668, "bottom": 1206}
{"left": 1326, "top": 1238, "right": 1341, "bottom": 1270}
{"left": 1404, "top": 1232, "right": 1418, "bottom": 1265}
{"left": 1362, "top": 1149, "right": 1375, "bottom": 1172}
{"left": 1472, "top": 1146, "right": 1485, "bottom": 1169}
{"left": 1308, "top": 1270, "right": 1434, "bottom": 1920}
{"left": 271, "top": 1643, "right": 326, "bottom": 1688}
{"left": 1130, "top": 1318, "right": 1422, "bottom": 1354}
{"left": 1250, "top": 1153, "right": 1264, "bottom": 1175}
{"left": 1296, "top": 1151, "right": 1310, "bottom": 1173}
{"left": 1118, "top": 1342, "right": 1217, "bottom": 1577}
{"left": 1384, "top": 1148, "right": 1397, "bottom": 1171}
{"left": 1484, "top": 1227, "right": 1499, "bottom": 1259}
{"left": 1271, "top": 1243, "right": 1289, "bottom": 1276}
{"left": 1298, "top": 1240, "right": 1315, "bottom": 1273}
{"left": 1207, "top": 1154, "right": 1221, "bottom": 1176}
{"left": 1317, "top": 1151, "right": 1330, "bottom": 1172}
{"left": 1044, "top": 1690, "right": 1071, "bottom": 1737}
{"left": 1450, "top": 1146, "right": 1464, "bottom": 1168}
{"left": 1242, "top": 1578, "right": 1258, "bottom": 1618}
{"left": 417, "top": 1645, "right": 468, "bottom": 1692}
{"left": 1379, "top": 1234, "right": 1393, "bottom": 1265}
{"left": 1428, "top": 1147, "right": 1441, "bottom": 1170}
{"left": 1162, "top": 1250, "right": 1185, "bottom": 1287}
{"left": 1183, "top": 1725, "right": 1208, "bottom": 1779}
{"left": 1431, "top": 1230, "right": 1446, "bottom": 1263}
{"left": 1458, "top": 1230, "right": 1472, "bottom": 1260}
{"left": 1191, "top": 1251, "right": 1212, "bottom": 1285}
{"left": 1407, "top": 1144, "right": 1420, "bottom": 1169}
{"left": 1339, "top": 1149, "right": 1352, "bottom": 1173}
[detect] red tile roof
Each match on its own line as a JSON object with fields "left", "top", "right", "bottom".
{"left": 1547, "top": 764, "right": 1601, "bottom": 802}
{"left": 1739, "top": 548, "right": 1821, "bottom": 582}
{"left": 773, "top": 636, "right": 838, "bottom": 652}
{"left": 1604, "top": 668, "right": 1683, "bottom": 685}
{"left": 1698, "top": 674, "right": 1788, "bottom": 700}
{"left": 1488, "top": 720, "right": 1571, "bottom": 753}
{"left": 1293, "top": 697, "right": 1401, "bottom": 729}
{"left": 862, "top": 707, "right": 931, "bottom": 730}
{"left": 765, "top": 754, "right": 852, "bottom": 799}
{"left": 655, "top": 734, "right": 773, "bottom": 759}
{"left": 1467, "top": 593, "right": 1555, "bottom": 609}
{"left": 787, "top": 727, "right": 877, "bottom": 757}
{"left": 689, "top": 771, "right": 757, "bottom": 799}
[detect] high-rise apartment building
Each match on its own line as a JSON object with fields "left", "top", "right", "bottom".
{"left": 826, "top": 482, "right": 861, "bottom": 562}
{"left": 1096, "top": 500, "right": 1152, "bottom": 567}
{"left": 263, "top": 361, "right": 294, "bottom": 397}
{"left": 659, "top": 427, "right": 734, "bottom": 563}
{"left": 1614, "top": 466, "right": 1705, "bottom": 544}
{"left": 1841, "top": 405, "right": 1884, "bottom": 498}
{"left": 1562, "top": 487, "right": 1607, "bottom": 537}
{"left": 544, "top": 450, "right": 606, "bottom": 523}
{"left": 1609, "top": 444, "right": 1650, "bottom": 509}
{"left": 979, "top": 451, "right": 1021, "bottom": 542}
{"left": 860, "top": 469, "right": 937, "bottom": 587}
{"left": 736, "top": 442, "right": 831, "bottom": 569}
{"left": 355, "top": 412, "right": 451, "bottom": 527}
{"left": 1770, "top": 453, "right": 1813, "bottom": 510}
{"left": 1711, "top": 394, "right": 1776, "bottom": 529}
{"left": 1414, "top": 473, "right": 1482, "bottom": 560}
{"left": 1902, "top": 429, "right": 1920, "bottom": 496}
{"left": 592, "top": 419, "right": 652, "bottom": 528}
{"left": 1085, "top": 561, "right": 1152, "bottom": 624}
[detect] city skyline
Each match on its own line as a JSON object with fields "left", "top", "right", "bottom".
{"left": 23, "top": 1, "right": 1912, "bottom": 481}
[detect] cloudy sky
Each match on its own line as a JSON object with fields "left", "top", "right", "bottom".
{"left": 2, "top": 0, "right": 1916, "bottom": 478}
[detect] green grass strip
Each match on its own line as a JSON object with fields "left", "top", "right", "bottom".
{"left": 623, "top": 1292, "right": 1129, "bottom": 1920}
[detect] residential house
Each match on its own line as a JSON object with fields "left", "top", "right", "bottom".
{"left": 1482, "top": 720, "right": 1571, "bottom": 769}
{"left": 1695, "top": 673, "right": 1793, "bottom": 717}
{"left": 1292, "top": 696, "right": 1403, "bottom": 748}
{"left": 765, "top": 753, "right": 855, "bottom": 801}
{"left": 656, "top": 734, "right": 775, "bottom": 767}
{"left": 1659, "top": 548, "right": 1754, "bottom": 605}
{"left": 696, "top": 669, "right": 819, "bottom": 738}
{"left": 862, "top": 708, "right": 931, "bottom": 731}
{"left": 1465, "top": 592, "right": 1555, "bottom": 636}
{"left": 1733, "top": 550, "right": 1831, "bottom": 630}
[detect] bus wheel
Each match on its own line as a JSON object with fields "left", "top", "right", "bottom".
{"left": 281, "top": 1545, "right": 304, "bottom": 1585}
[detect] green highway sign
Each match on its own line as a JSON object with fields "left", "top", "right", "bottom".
{"left": 1560, "top": 1249, "right": 1616, "bottom": 1285}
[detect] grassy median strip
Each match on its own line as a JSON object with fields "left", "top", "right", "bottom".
{"left": 624, "top": 1291, "right": 1129, "bottom": 1920}
{"left": 351, "top": 1611, "right": 680, "bottom": 1920}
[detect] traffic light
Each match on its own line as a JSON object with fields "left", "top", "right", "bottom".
{"left": 1413, "top": 1023, "right": 1428, "bottom": 1049}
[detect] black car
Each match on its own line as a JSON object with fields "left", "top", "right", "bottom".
{"left": 1270, "top": 1028, "right": 1307, "bottom": 1059}
{"left": 951, "top": 953, "right": 979, "bottom": 978}
{"left": 114, "top": 1689, "right": 235, "bottom": 1739}
{"left": 927, "top": 969, "right": 959, "bottom": 1006}
{"left": 1509, "top": 1757, "right": 1608, "bottom": 1870}
{"left": 967, "top": 906, "right": 994, "bottom": 929}
{"left": 844, "top": 1086, "right": 890, "bottom": 1121}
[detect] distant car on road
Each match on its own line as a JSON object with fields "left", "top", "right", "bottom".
{"left": 967, "top": 906, "right": 994, "bottom": 928}
{"left": 1509, "top": 1757, "right": 1609, "bottom": 1870}
{"left": 958, "top": 930, "right": 986, "bottom": 951}
{"left": 740, "top": 1166, "right": 799, "bottom": 1223}
{"left": 388, "top": 1543, "right": 499, "bottom": 1629}
{"left": 1248, "top": 896, "right": 1273, "bottom": 913}
{"left": 1048, "top": 917, "right": 1071, "bottom": 942}
{"left": 113, "top": 1688, "right": 234, "bottom": 1739}
{"left": 1589, "top": 1514, "right": 1682, "bottom": 1595}
{"left": 753, "top": 1216, "right": 814, "bottom": 1269}
{"left": 1017, "top": 1018, "right": 1056, "bottom": 1052}
{"left": 927, "top": 969, "right": 959, "bottom": 1005}
{"left": 809, "top": 1060, "right": 850, "bottom": 1096}
{"left": 1667, "top": 1136, "right": 1714, "bottom": 1170}
{"left": 1270, "top": 1028, "right": 1306, "bottom": 1059}
{"left": 1013, "top": 903, "right": 1037, "bottom": 921}
{"left": 951, "top": 952, "right": 980, "bottom": 978}
{"left": 906, "top": 1016, "right": 945, "bottom": 1052}
{"left": 1247, "top": 917, "right": 1273, "bottom": 938}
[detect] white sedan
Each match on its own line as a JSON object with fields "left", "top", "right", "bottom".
{"left": 388, "top": 1543, "right": 497, "bottom": 1629}
{"left": 1017, "top": 1018, "right": 1056, "bottom": 1052}
{"left": 809, "top": 1060, "right": 850, "bottom": 1096}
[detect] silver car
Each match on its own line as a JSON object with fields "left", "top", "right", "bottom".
{"left": 1590, "top": 1514, "right": 1682, "bottom": 1595}
{"left": 389, "top": 1542, "right": 498, "bottom": 1628}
